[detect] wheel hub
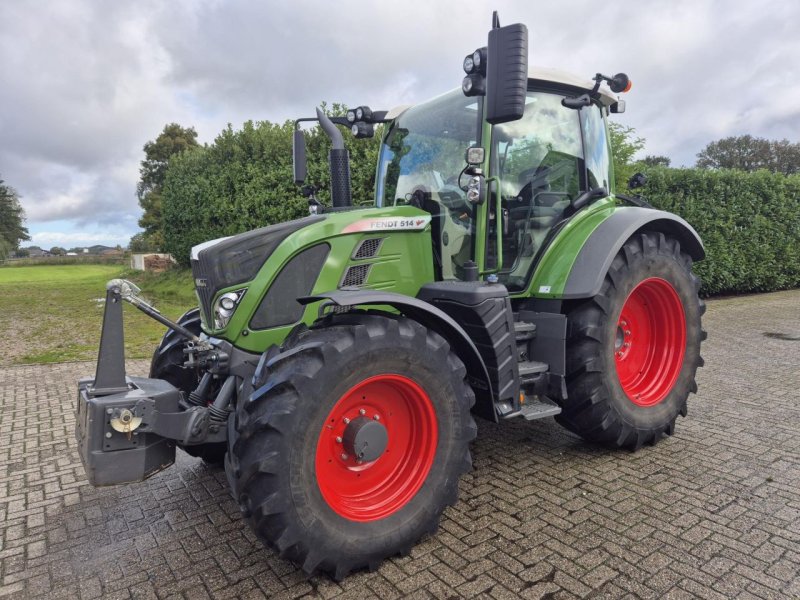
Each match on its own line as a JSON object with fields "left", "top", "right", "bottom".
{"left": 315, "top": 374, "right": 438, "bottom": 522}
{"left": 342, "top": 417, "right": 388, "bottom": 462}
{"left": 614, "top": 277, "right": 686, "bottom": 407}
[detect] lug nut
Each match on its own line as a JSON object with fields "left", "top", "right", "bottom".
{"left": 335, "top": 436, "right": 342, "bottom": 443}
{"left": 341, "top": 453, "right": 349, "bottom": 460}
{"left": 621, "top": 320, "right": 627, "bottom": 326}
{"left": 625, "top": 330, "right": 631, "bottom": 335}
{"left": 373, "top": 414, "right": 380, "bottom": 421}
{"left": 359, "top": 408, "right": 366, "bottom": 416}
{"left": 624, "top": 342, "right": 631, "bottom": 348}
{"left": 343, "top": 417, "right": 350, "bottom": 424}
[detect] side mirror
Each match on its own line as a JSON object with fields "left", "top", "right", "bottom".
{"left": 628, "top": 172, "right": 647, "bottom": 190}
{"left": 485, "top": 21, "right": 528, "bottom": 125}
{"left": 293, "top": 129, "right": 307, "bottom": 185}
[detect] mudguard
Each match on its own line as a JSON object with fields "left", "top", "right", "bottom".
{"left": 562, "top": 207, "right": 704, "bottom": 299}
{"left": 299, "top": 289, "right": 497, "bottom": 421}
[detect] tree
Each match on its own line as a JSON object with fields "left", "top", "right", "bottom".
{"left": 640, "top": 155, "right": 671, "bottom": 168}
{"left": 49, "top": 246, "right": 66, "bottom": 256}
{"left": 608, "top": 123, "right": 646, "bottom": 191}
{"left": 0, "top": 177, "right": 30, "bottom": 260}
{"left": 161, "top": 105, "right": 383, "bottom": 264}
{"left": 137, "top": 124, "right": 200, "bottom": 250}
{"left": 696, "top": 135, "right": 800, "bottom": 175}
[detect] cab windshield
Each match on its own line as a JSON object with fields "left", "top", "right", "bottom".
{"left": 375, "top": 90, "right": 481, "bottom": 279}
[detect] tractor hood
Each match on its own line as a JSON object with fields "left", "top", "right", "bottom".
{"left": 190, "top": 215, "right": 325, "bottom": 326}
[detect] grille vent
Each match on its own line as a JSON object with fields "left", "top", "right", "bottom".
{"left": 340, "top": 263, "right": 371, "bottom": 288}
{"left": 353, "top": 238, "right": 383, "bottom": 260}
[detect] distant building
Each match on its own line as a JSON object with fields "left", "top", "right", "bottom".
{"left": 131, "top": 253, "right": 174, "bottom": 272}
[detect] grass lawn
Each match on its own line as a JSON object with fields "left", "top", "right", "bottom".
{"left": 0, "top": 264, "right": 196, "bottom": 365}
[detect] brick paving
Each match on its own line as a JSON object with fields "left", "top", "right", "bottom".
{"left": 1, "top": 290, "right": 799, "bottom": 599}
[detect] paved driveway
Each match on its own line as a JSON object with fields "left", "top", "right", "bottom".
{"left": 1, "top": 290, "right": 799, "bottom": 599}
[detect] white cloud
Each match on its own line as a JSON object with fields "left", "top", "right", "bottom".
{"left": 2, "top": 0, "right": 799, "bottom": 238}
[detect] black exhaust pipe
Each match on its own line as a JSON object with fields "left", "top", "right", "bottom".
{"left": 315, "top": 107, "right": 352, "bottom": 208}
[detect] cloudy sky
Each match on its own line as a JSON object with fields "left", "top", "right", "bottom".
{"left": 1, "top": 0, "right": 798, "bottom": 249}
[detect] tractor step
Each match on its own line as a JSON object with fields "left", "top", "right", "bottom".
{"left": 518, "top": 360, "right": 548, "bottom": 377}
{"left": 503, "top": 397, "right": 562, "bottom": 421}
{"left": 514, "top": 320, "right": 537, "bottom": 340}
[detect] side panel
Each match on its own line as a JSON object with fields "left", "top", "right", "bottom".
{"left": 223, "top": 207, "right": 436, "bottom": 354}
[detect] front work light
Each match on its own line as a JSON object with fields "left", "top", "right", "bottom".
{"left": 351, "top": 122, "right": 374, "bottom": 138}
{"left": 463, "top": 54, "right": 475, "bottom": 74}
{"left": 462, "top": 74, "right": 486, "bottom": 96}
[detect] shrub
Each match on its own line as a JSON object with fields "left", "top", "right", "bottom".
{"left": 641, "top": 168, "right": 800, "bottom": 295}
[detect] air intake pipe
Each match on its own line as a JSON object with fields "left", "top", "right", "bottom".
{"left": 315, "top": 107, "right": 352, "bottom": 208}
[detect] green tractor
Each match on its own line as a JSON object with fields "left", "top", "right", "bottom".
{"left": 76, "top": 14, "right": 705, "bottom": 579}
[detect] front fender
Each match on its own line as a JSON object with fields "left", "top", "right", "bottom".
{"left": 299, "top": 289, "right": 496, "bottom": 421}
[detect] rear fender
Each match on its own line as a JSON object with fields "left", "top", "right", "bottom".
{"left": 562, "top": 207, "right": 704, "bottom": 299}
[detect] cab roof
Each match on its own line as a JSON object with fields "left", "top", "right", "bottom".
{"left": 528, "top": 67, "right": 619, "bottom": 107}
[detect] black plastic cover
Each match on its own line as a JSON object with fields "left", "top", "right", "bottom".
{"left": 250, "top": 243, "right": 330, "bottom": 330}
{"left": 418, "top": 282, "right": 519, "bottom": 413}
{"left": 486, "top": 23, "right": 529, "bottom": 125}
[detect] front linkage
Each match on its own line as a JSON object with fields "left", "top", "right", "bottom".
{"left": 75, "top": 279, "right": 238, "bottom": 486}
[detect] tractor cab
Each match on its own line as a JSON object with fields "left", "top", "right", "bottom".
{"left": 375, "top": 68, "right": 619, "bottom": 292}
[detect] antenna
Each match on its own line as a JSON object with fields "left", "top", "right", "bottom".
{"left": 492, "top": 11, "right": 500, "bottom": 28}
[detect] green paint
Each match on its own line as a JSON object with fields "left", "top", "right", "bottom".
{"left": 518, "top": 197, "right": 617, "bottom": 299}
{"left": 205, "top": 205, "right": 434, "bottom": 353}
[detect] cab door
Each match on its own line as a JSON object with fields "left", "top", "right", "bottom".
{"left": 486, "top": 89, "right": 588, "bottom": 292}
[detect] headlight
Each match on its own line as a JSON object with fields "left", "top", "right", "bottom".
{"left": 214, "top": 289, "right": 246, "bottom": 329}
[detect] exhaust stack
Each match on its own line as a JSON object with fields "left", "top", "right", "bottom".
{"left": 315, "top": 107, "right": 352, "bottom": 208}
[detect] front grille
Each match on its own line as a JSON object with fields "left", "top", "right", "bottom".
{"left": 340, "top": 264, "right": 371, "bottom": 288}
{"left": 353, "top": 238, "right": 383, "bottom": 260}
{"left": 191, "top": 258, "right": 213, "bottom": 327}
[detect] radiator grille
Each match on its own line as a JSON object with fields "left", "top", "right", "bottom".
{"left": 353, "top": 238, "right": 383, "bottom": 260}
{"left": 340, "top": 264, "right": 371, "bottom": 288}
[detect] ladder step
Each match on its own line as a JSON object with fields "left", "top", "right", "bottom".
{"left": 518, "top": 360, "right": 548, "bottom": 377}
{"left": 504, "top": 398, "right": 562, "bottom": 421}
{"left": 514, "top": 320, "right": 537, "bottom": 340}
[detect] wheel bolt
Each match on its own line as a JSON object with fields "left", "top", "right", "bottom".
{"left": 335, "top": 436, "right": 342, "bottom": 443}
{"left": 341, "top": 453, "right": 348, "bottom": 460}
{"left": 621, "top": 320, "right": 627, "bottom": 326}
{"left": 623, "top": 342, "right": 631, "bottom": 348}
{"left": 359, "top": 408, "right": 366, "bottom": 415}
{"left": 343, "top": 417, "right": 350, "bottom": 424}
{"left": 373, "top": 414, "right": 380, "bottom": 421}
{"left": 625, "top": 330, "right": 631, "bottom": 335}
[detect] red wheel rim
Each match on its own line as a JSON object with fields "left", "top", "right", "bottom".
{"left": 614, "top": 277, "right": 686, "bottom": 407}
{"left": 315, "top": 374, "right": 438, "bottom": 521}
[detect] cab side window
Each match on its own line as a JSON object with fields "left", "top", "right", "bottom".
{"left": 581, "top": 103, "right": 611, "bottom": 191}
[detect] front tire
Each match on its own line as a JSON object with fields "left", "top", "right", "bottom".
{"left": 227, "top": 313, "right": 476, "bottom": 579}
{"left": 558, "top": 232, "right": 705, "bottom": 449}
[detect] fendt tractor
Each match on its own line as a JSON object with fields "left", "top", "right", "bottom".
{"left": 76, "top": 13, "right": 705, "bottom": 578}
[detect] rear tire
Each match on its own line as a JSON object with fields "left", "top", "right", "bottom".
{"left": 558, "top": 232, "right": 705, "bottom": 449}
{"left": 150, "top": 308, "right": 227, "bottom": 464}
{"left": 227, "top": 312, "right": 476, "bottom": 579}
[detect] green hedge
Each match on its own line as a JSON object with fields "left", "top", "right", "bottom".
{"left": 641, "top": 168, "right": 800, "bottom": 295}
{"left": 162, "top": 118, "right": 380, "bottom": 265}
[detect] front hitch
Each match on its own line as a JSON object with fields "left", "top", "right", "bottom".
{"left": 75, "top": 280, "right": 230, "bottom": 487}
